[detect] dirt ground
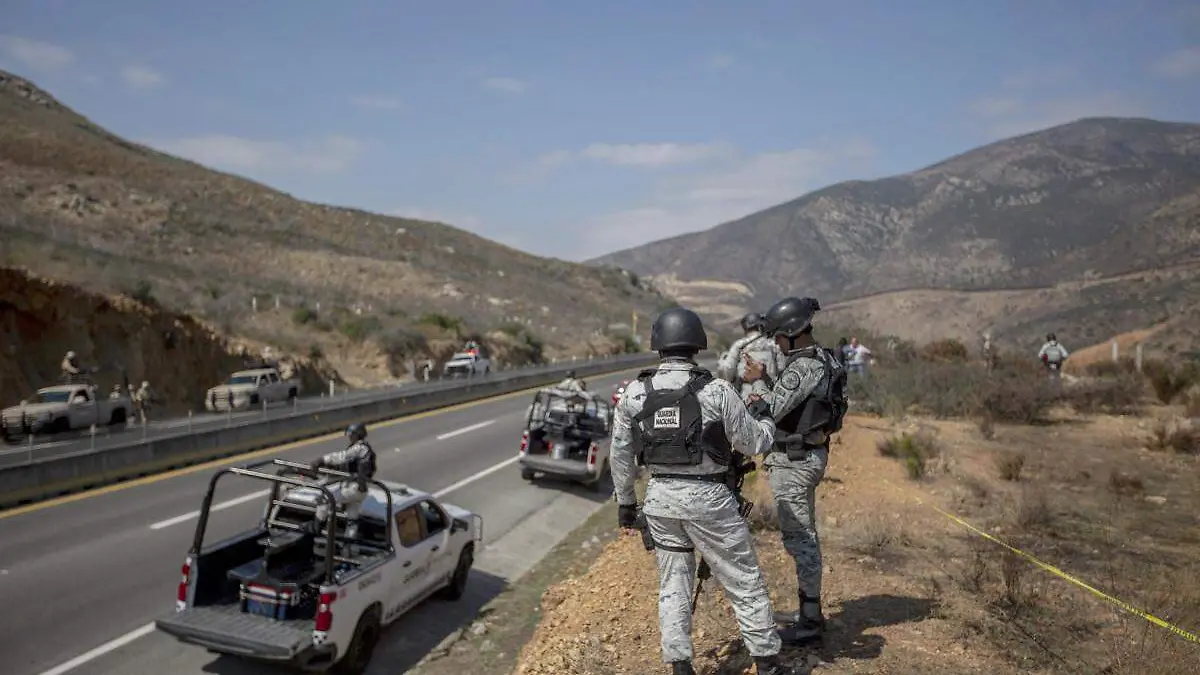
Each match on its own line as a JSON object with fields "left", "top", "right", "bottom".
{"left": 505, "top": 406, "right": 1200, "bottom": 674}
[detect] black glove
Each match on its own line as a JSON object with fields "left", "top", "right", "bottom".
{"left": 618, "top": 503, "right": 639, "bottom": 529}
{"left": 747, "top": 397, "right": 771, "bottom": 420}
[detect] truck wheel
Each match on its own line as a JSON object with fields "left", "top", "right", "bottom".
{"left": 287, "top": 388, "right": 297, "bottom": 402}
{"left": 51, "top": 417, "right": 71, "bottom": 434}
{"left": 108, "top": 409, "right": 127, "bottom": 426}
{"left": 331, "top": 608, "right": 381, "bottom": 675}
{"left": 587, "top": 460, "right": 610, "bottom": 493}
{"left": 438, "top": 543, "right": 474, "bottom": 601}
{"left": 520, "top": 468, "right": 536, "bottom": 481}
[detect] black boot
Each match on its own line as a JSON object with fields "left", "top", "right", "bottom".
{"left": 778, "top": 594, "right": 824, "bottom": 646}
{"left": 754, "top": 654, "right": 806, "bottom": 675}
{"left": 670, "top": 661, "right": 695, "bottom": 675}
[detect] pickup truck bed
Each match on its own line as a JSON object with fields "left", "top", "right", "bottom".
{"left": 156, "top": 604, "right": 331, "bottom": 666}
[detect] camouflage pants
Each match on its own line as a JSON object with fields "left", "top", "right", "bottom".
{"left": 766, "top": 447, "right": 829, "bottom": 601}
{"left": 646, "top": 506, "right": 781, "bottom": 662}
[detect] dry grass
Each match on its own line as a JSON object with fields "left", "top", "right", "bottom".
{"left": 994, "top": 450, "right": 1026, "bottom": 481}
{"left": 1147, "top": 418, "right": 1200, "bottom": 454}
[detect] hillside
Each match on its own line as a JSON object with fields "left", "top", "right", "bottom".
{"left": 592, "top": 117, "right": 1200, "bottom": 354}
{"left": 0, "top": 69, "right": 669, "bottom": 388}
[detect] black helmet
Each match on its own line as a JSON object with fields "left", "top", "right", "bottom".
{"left": 1046, "top": 332, "right": 1056, "bottom": 341}
{"left": 763, "top": 297, "right": 821, "bottom": 337}
{"left": 346, "top": 423, "right": 367, "bottom": 442}
{"left": 740, "top": 312, "right": 765, "bottom": 333}
{"left": 650, "top": 307, "right": 708, "bottom": 352}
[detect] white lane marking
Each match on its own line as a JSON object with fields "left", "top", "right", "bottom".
{"left": 435, "top": 419, "right": 495, "bottom": 440}
{"left": 148, "top": 489, "right": 271, "bottom": 530}
{"left": 36, "top": 622, "right": 156, "bottom": 675}
{"left": 433, "top": 455, "right": 520, "bottom": 497}
{"left": 38, "top": 453, "right": 530, "bottom": 674}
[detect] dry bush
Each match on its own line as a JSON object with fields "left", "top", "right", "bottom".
{"left": 1142, "top": 359, "right": 1199, "bottom": 404}
{"left": 1183, "top": 391, "right": 1200, "bottom": 418}
{"left": 1062, "top": 373, "right": 1145, "bottom": 415}
{"left": 1108, "top": 469, "right": 1145, "bottom": 496}
{"left": 976, "top": 411, "right": 996, "bottom": 440}
{"left": 839, "top": 513, "right": 912, "bottom": 557}
{"left": 1147, "top": 419, "right": 1200, "bottom": 455}
{"left": 1007, "top": 485, "right": 1054, "bottom": 530}
{"left": 1101, "top": 565, "right": 1200, "bottom": 675}
{"left": 994, "top": 451, "right": 1026, "bottom": 481}
{"left": 877, "top": 430, "right": 941, "bottom": 480}
{"left": 978, "top": 370, "right": 1060, "bottom": 424}
{"left": 1084, "top": 357, "right": 1138, "bottom": 378}
{"left": 919, "top": 338, "right": 971, "bottom": 363}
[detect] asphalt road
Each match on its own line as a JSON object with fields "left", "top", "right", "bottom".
{"left": 0, "top": 364, "right": 663, "bottom": 675}
{"left": 0, "top": 356, "right": 637, "bottom": 467}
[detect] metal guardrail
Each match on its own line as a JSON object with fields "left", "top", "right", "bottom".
{"left": 0, "top": 353, "right": 664, "bottom": 467}
{"left": 0, "top": 351, "right": 705, "bottom": 508}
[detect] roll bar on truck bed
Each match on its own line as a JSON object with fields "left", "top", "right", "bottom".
{"left": 189, "top": 458, "right": 395, "bottom": 585}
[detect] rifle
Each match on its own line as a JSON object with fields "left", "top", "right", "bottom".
{"left": 691, "top": 453, "right": 757, "bottom": 613}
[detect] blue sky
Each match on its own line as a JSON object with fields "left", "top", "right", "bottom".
{"left": 2, "top": 1, "right": 1198, "bottom": 261}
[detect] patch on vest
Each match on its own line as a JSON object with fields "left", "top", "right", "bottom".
{"left": 780, "top": 369, "right": 802, "bottom": 390}
{"left": 653, "top": 407, "right": 681, "bottom": 429}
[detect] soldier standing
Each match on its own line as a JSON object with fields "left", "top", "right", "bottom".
{"left": 611, "top": 307, "right": 800, "bottom": 675}
{"left": 744, "top": 296, "right": 848, "bottom": 645}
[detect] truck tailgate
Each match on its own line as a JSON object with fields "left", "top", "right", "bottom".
{"left": 156, "top": 605, "right": 314, "bottom": 660}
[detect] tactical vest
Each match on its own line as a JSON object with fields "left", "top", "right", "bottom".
{"left": 347, "top": 441, "right": 377, "bottom": 482}
{"left": 1043, "top": 343, "right": 1064, "bottom": 362}
{"left": 774, "top": 348, "right": 848, "bottom": 457}
{"left": 631, "top": 367, "right": 732, "bottom": 467}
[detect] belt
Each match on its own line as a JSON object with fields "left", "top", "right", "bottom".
{"left": 650, "top": 472, "right": 726, "bottom": 483}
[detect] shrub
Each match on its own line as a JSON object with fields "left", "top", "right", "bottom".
{"left": 307, "top": 343, "right": 323, "bottom": 360}
{"left": 291, "top": 307, "right": 316, "bottom": 325}
{"left": 1148, "top": 419, "right": 1200, "bottom": 455}
{"left": 1084, "top": 357, "right": 1137, "bottom": 378}
{"left": 127, "top": 279, "right": 154, "bottom": 304}
{"left": 1185, "top": 392, "right": 1200, "bottom": 418}
{"left": 877, "top": 431, "right": 940, "bottom": 480}
{"left": 995, "top": 451, "right": 1025, "bottom": 481}
{"left": 1143, "top": 359, "right": 1199, "bottom": 404}
{"left": 978, "top": 370, "right": 1059, "bottom": 424}
{"left": 1061, "top": 373, "right": 1144, "bottom": 415}
{"left": 417, "top": 312, "right": 464, "bottom": 333}
{"left": 1108, "top": 469, "right": 1145, "bottom": 496}
{"left": 379, "top": 326, "right": 427, "bottom": 357}
{"left": 920, "top": 338, "right": 971, "bottom": 363}
{"left": 339, "top": 315, "right": 382, "bottom": 342}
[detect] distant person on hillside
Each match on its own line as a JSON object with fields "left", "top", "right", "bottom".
{"left": 845, "top": 337, "right": 871, "bottom": 375}
{"left": 834, "top": 338, "right": 849, "bottom": 366}
{"left": 1038, "top": 333, "right": 1069, "bottom": 377}
{"left": 981, "top": 331, "right": 997, "bottom": 372}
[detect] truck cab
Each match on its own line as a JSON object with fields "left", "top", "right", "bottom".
{"left": 156, "top": 459, "right": 482, "bottom": 674}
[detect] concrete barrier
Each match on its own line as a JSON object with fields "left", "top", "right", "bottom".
{"left": 0, "top": 352, "right": 708, "bottom": 508}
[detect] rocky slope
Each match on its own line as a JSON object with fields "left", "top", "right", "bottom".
{"left": 592, "top": 117, "right": 1200, "bottom": 353}
{"left": 0, "top": 69, "right": 669, "bottom": 386}
{"left": 0, "top": 267, "right": 335, "bottom": 412}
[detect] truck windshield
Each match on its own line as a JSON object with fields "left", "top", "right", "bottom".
{"left": 227, "top": 375, "right": 258, "bottom": 385}
{"left": 449, "top": 353, "right": 473, "bottom": 361}
{"left": 34, "top": 391, "right": 73, "bottom": 404}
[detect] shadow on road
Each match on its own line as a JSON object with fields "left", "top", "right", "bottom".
{"left": 199, "top": 568, "right": 510, "bottom": 675}
{"left": 522, "top": 464, "right": 615, "bottom": 505}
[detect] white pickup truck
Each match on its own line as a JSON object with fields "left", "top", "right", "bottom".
{"left": 0, "top": 382, "right": 132, "bottom": 437}
{"left": 442, "top": 351, "right": 491, "bottom": 378}
{"left": 205, "top": 367, "right": 299, "bottom": 412}
{"left": 156, "top": 458, "right": 482, "bottom": 675}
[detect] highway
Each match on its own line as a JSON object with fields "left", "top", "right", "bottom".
{"left": 0, "top": 358, "right": 611, "bottom": 467}
{"left": 0, "top": 365, "right": 657, "bottom": 675}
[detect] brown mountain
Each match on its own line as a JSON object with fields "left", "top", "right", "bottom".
{"left": 0, "top": 69, "right": 671, "bottom": 389}
{"left": 591, "top": 117, "right": 1200, "bottom": 356}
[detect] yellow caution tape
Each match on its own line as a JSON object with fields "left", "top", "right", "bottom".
{"left": 883, "top": 479, "right": 1200, "bottom": 645}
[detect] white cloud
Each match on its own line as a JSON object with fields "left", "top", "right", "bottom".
{"left": 577, "top": 139, "right": 877, "bottom": 256}
{"left": 581, "top": 142, "right": 735, "bottom": 167}
{"left": 0, "top": 34, "right": 74, "bottom": 71}
{"left": 121, "top": 65, "right": 165, "bottom": 89}
{"left": 483, "top": 76, "right": 529, "bottom": 93}
{"left": 967, "top": 91, "right": 1149, "bottom": 139}
{"left": 708, "top": 53, "right": 735, "bottom": 69}
{"left": 1152, "top": 46, "right": 1200, "bottom": 79}
{"left": 352, "top": 95, "right": 404, "bottom": 111}
{"left": 148, "top": 134, "right": 364, "bottom": 174}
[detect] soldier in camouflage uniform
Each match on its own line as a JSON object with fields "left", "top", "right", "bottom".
{"left": 717, "top": 312, "right": 785, "bottom": 403}
{"left": 310, "top": 422, "right": 377, "bottom": 543}
{"left": 744, "top": 297, "right": 848, "bottom": 645}
{"left": 611, "top": 307, "right": 801, "bottom": 675}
